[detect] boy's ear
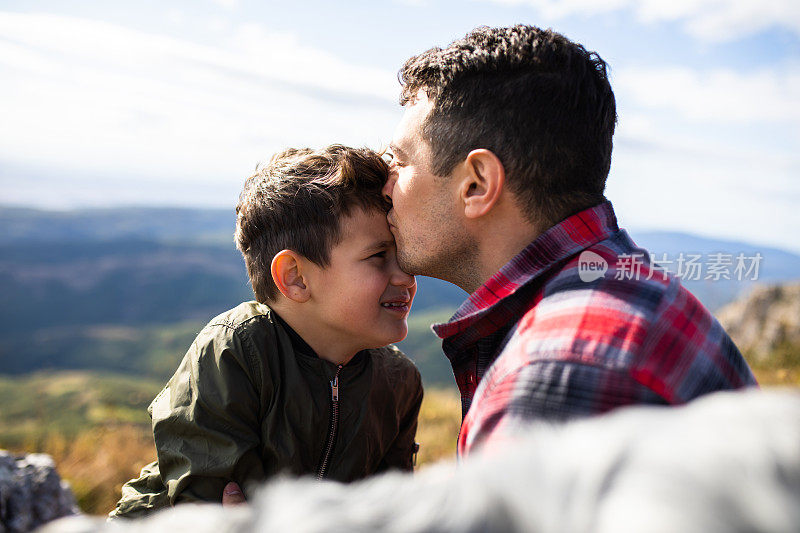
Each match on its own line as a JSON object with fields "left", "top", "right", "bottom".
{"left": 459, "top": 149, "right": 506, "bottom": 219}
{"left": 271, "top": 250, "right": 310, "bottom": 303}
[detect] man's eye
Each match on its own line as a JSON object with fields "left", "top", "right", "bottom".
{"left": 384, "top": 151, "right": 407, "bottom": 168}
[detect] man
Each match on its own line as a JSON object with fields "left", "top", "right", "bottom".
{"left": 382, "top": 24, "right": 757, "bottom": 457}
{"left": 221, "top": 24, "right": 757, "bottom": 504}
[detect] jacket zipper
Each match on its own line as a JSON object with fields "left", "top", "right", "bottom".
{"left": 316, "top": 364, "right": 342, "bottom": 480}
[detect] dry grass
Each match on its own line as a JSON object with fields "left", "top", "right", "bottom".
{"left": 751, "top": 367, "right": 800, "bottom": 386}
{"left": 5, "top": 385, "right": 464, "bottom": 516}
{"left": 416, "top": 387, "right": 461, "bottom": 467}
{"left": 748, "top": 342, "right": 800, "bottom": 387}
{"left": 13, "top": 424, "right": 156, "bottom": 515}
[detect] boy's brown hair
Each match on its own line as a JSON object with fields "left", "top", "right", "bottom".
{"left": 235, "top": 144, "right": 390, "bottom": 303}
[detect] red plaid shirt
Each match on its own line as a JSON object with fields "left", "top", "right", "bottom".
{"left": 432, "top": 201, "right": 757, "bottom": 457}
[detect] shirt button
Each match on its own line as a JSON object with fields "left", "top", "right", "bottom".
{"left": 466, "top": 374, "right": 474, "bottom": 384}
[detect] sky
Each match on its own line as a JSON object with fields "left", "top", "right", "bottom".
{"left": 1, "top": 0, "right": 799, "bottom": 252}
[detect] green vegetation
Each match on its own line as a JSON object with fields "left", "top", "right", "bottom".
{"left": 0, "top": 238, "right": 465, "bottom": 382}
{"left": 398, "top": 307, "right": 458, "bottom": 386}
{"left": 0, "top": 371, "right": 161, "bottom": 449}
{"left": 1, "top": 322, "right": 202, "bottom": 380}
{"left": 0, "top": 371, "right": 163, "bottom": 513}
{"left": 0, "top": 310, "right": 455, "bottom": 387}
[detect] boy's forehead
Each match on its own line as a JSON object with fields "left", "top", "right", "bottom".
{"left": 339, "top": 207, "right": 393, "bottom": 247}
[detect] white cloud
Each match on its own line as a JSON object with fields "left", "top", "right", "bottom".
{"left": 611, "top": 63, "right": 800, "bottom": 189}
{"left": 0, "top": 12, "right": 400, "bottom": 206}
{"left": 608, "top": 63, "right": 800, "bottom": 253}
{"left": 210, "top": 0, "right": 240, "bottom": 9}
{"left": 0, "top": 9, "right": 797, "bottom": 252}
{"left": 613, "top": 65, "right": 800, "bottom": 124}
{"left": 486, "top": 0, "right": 800, "bottom": 42}
{"left": 607, "top": 141, "right": 800, "bottom": 253}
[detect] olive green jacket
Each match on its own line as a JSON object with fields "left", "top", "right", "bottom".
{"left": 110, "top": 301, "right": 423, "bottom": 519}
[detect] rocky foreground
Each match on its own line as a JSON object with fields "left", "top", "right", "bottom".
{"left": 40, "top": 388, "right": 800, "bottom": 533}
{"left": 0, "top": 451, "right": 78, "bottom": 532}
{"left": 717, "top": 282, "right": 800, "bottom": 363}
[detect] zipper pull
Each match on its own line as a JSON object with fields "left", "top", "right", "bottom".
{"left": 331, "top": 376, "right": 339, "bottom": 402}
{"left": 331, "top": 365, "right": 342, "bottom": 401}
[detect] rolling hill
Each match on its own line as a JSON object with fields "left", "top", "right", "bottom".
{"left": 1, "top": 206, "right": 798, "bottom": 385}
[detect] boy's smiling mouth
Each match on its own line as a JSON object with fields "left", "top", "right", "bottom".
{"left": 380, "top": 297, "right": 411, "bottom": 314}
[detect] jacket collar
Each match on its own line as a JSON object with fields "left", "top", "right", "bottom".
{"left": 272, "top": 309, "right": 366, "bottom": 371}
{"left": 272, "top": 310, "right": 318, "bottom": 358}
{"left": 432, "top": 200, "right": 619, "bottom": 343}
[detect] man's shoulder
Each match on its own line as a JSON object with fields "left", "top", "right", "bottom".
{"left": 522, "top": 259, "right": 660, "bottom": 339}
{"left": 512, "top": 235, "right": 715, "bottom": 367}
{"left": 502, "top": 236, "right": 755, "bottom": 400}
{"left": 543, "top": 235, "right": 674, "bottom": 313}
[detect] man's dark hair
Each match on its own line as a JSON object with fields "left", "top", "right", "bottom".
{"left": 399, "top": 25, "right": 617, "bottom": 227}
{"left": 235, "top": 145, "right": 389, "bottom": 302}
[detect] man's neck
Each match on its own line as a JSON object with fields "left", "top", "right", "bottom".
{"left": 461, "top": 215, "right": 543, "bottom": 294}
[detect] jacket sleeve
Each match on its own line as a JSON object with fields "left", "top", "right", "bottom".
{"left": 108, "top": 460, "right": 170, "bottom": 519}
{"left": 378, "top": 365, "right": 424, "bottom": 472}
{"left": 149, "top": 324, "right": 266, "bottom": 505}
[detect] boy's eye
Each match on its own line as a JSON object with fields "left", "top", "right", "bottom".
{"left": 370, "top": 251, "right": 386, "bottom": 259}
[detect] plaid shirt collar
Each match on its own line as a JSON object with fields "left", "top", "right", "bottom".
{"left": 432, "top": 200, "right": 620, "bottom": 363}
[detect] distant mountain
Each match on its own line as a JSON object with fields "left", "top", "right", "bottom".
{"left": 631, "top": 231, "right": 800, "bottom": 283}
{"left": 2, "top": 206, "right": 798, "bottom": 382}
{"left": 5, "top": 206, "right": 797, "bottom": 310}
{"left": 0, "top": 236, "right": 464, "bottom": 379}
{"left": 0, "top": 240, "right": 251, "bottom": 334}
{"left": 0, "top": 206, "right": 468, "bottom": 325}
{"left": 0, "top": 206, "right": 466, "bottom": 379}
{"left": 624, "top": 230, "right": 800, "bottom": 310}
{"left": 0, "top": 206, "right": 236, "bottom": 245}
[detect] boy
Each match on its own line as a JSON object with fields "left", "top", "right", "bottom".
{"left": 110, "top": 145, "right": 423, "bottom": 518}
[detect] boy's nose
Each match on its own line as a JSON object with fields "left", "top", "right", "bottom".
{"left": 382, "top": 168, "right": 397, "bottom": 203}
{"left": 391, "top": 264, "right": 416, "bottom": 289}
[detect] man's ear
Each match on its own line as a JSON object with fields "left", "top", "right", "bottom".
{"left": 271, "top": 250, "right": 310, "bottom": 303}
{"left": 459, "top": 149, "right": 506, "bottom": 219}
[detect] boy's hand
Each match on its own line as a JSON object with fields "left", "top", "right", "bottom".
{"left": 222, "top": 482, "right": 247, "bottom": 506}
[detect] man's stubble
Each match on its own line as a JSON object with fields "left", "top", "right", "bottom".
{"left": 394, "top": 208, "right": 480, "bottom": 293}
